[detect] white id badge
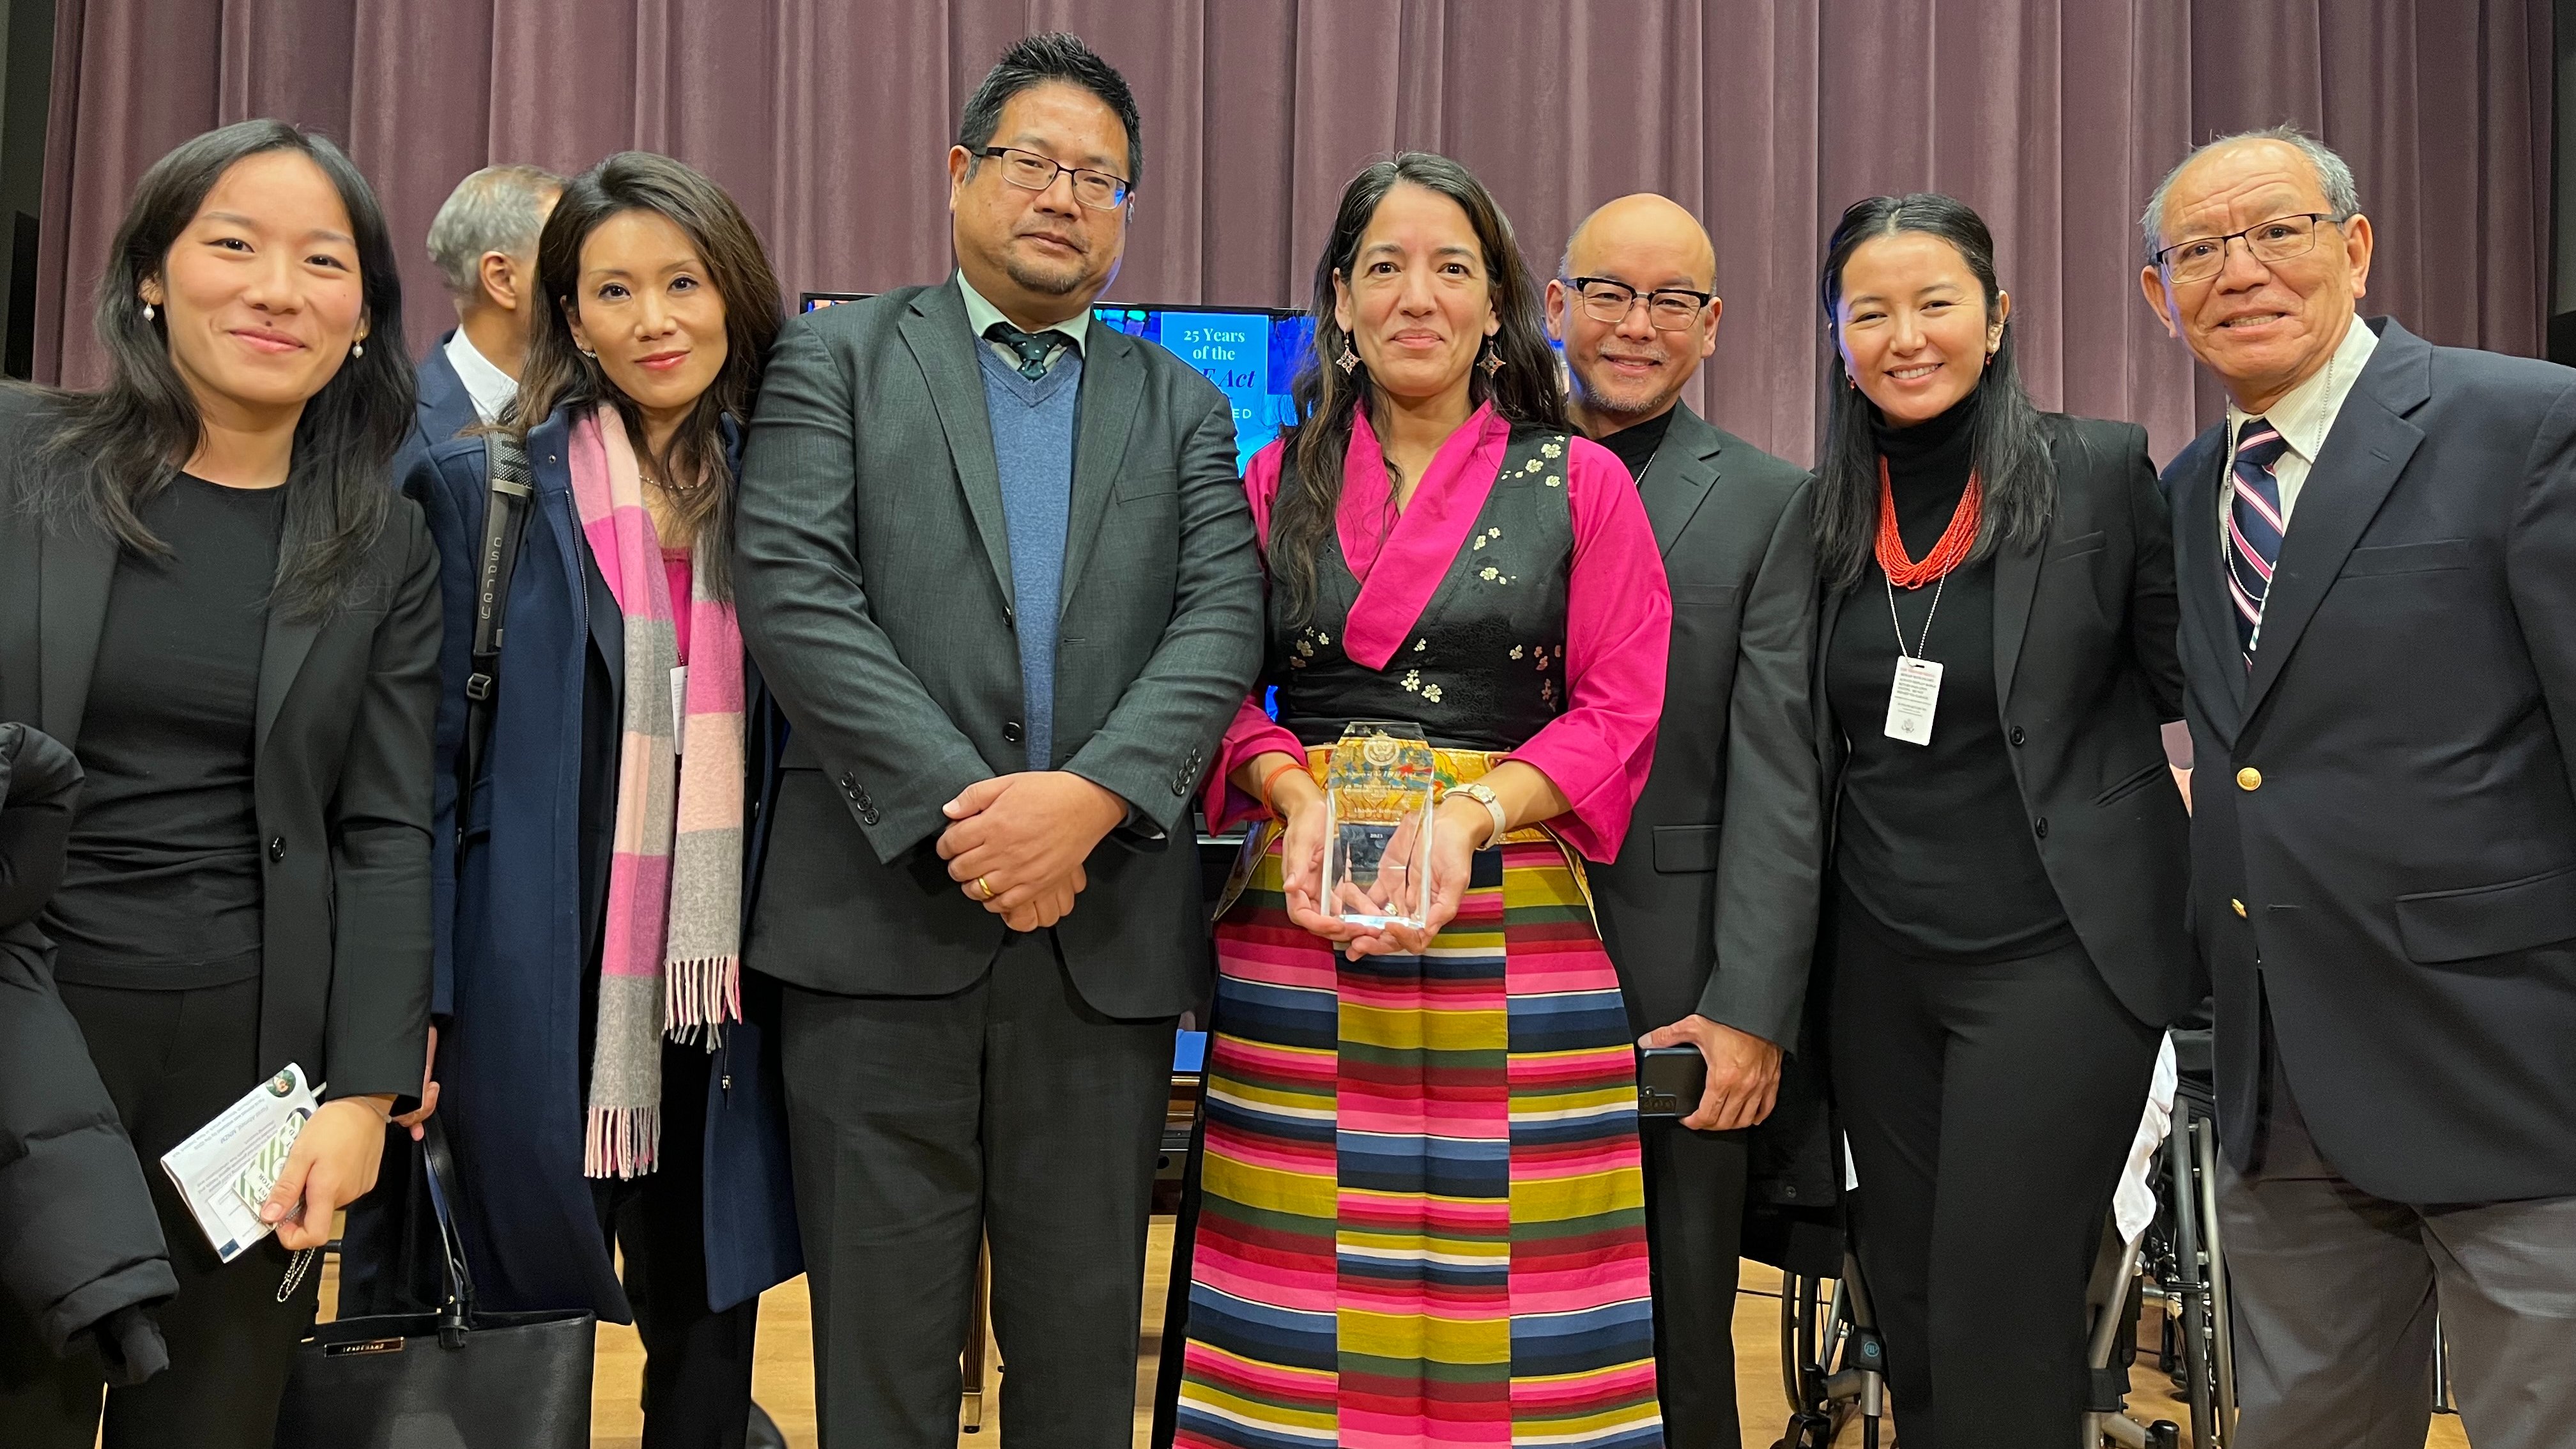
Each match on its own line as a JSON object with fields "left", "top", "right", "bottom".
{"left": 1884, "top": 656, "right": 1942, "bottom": 746}
{"left": 670, "top": 665, "right": 688, "bottom": 755}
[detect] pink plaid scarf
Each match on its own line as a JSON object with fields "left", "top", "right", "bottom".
{"left": 565, "top": 407, "right": 746, "bottom": 1178}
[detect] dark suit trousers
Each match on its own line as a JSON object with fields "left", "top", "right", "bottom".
{"left": 0, "top": 978, "right": 319, "bottom": 1449}
{"left": 781, "top": 929, "right": 1172, "bottom": 1449}
{"left": 1637, "top": 1119, "right": 1750, "bottom": 1448}
{"left": 1828, "top": 898, "right": 2159, "bottom": 1449}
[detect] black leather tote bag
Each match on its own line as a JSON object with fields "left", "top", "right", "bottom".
{"left": 273, "top": 1117, "right": 595, "bottom": 1448}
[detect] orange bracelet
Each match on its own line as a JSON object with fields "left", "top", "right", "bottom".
{"left": 1259, "top": 758, "right": 1308, "bottom": 818}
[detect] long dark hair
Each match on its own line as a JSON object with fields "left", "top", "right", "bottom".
{"left": 510, "top": 151, "right": 781, "bottom": 597}
{"left": 1814, "top": 192, "right": 2052, "bottom": 592}
{"left": 1269, "top": 153, "right": 1565, "bottom": 627}
{"left": 19, "top": 119, "right": 412, "bottom": 620}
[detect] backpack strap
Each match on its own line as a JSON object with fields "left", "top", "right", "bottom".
{"left": 459, "top": 431, "right": 534, "bottom": 811}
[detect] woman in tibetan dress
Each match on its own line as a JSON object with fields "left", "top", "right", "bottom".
{"left": 1170, "top": 153, "right": 1675, "bottom": 1449}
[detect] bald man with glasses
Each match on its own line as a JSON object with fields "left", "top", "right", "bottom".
{"left": 1545, "top": 194, "right": 1824, "bottom": 1449}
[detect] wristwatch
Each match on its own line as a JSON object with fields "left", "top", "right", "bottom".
{"left": 1446, "top": 781, "right": 1510, "bottom": 847}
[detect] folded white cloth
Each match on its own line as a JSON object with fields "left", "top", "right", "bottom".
{"left": 2114, "top": 1032, "right": 2181, "bottom": 1245}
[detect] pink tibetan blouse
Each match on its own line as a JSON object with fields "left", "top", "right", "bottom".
{"left": 1204, "top": 403, "right": 1671, "bottom": 861}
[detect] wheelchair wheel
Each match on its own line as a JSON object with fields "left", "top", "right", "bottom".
{"left": 2162, "top": 1105, "right": 2237, "bottom": 1448}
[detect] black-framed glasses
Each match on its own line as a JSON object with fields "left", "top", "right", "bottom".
{"left": 2154, "top": 213, "right": 2342, "bottom": 284}
{"left": 977, "top": 146, "right": 1131, "bottom": 210}
{"left": 1563, "top": 275, "right": 1713, "bottom": 330}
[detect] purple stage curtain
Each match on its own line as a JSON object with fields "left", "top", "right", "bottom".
{"left": 33, "top": 0, "right": 2550, "bottom": 466}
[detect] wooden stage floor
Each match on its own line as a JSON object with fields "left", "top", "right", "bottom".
{"left": 319, "top": 1222, "right": 2474, "bottom": 1448}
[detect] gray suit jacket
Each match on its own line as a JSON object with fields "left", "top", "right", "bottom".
{"left": 732, "top": 280, "right": 1263, "bottom": 1018}
{"left": 1587, "top": 403, "right": 1823, "bottom": 1050}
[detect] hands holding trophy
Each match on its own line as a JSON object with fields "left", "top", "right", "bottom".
{"left": 1259, "top": 721, "right": 1512, "bottom": 959}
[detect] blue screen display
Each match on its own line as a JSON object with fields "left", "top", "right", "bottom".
{"left": 1090, "top": 305, "right": 1315, "bottom": 473}
{"left": 802, "top": 293, "right": 1314, "bottom": 475}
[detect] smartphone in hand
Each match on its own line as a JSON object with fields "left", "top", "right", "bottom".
{"left": 1636, "top": 1045, "right": 1707, "bottom": 1119}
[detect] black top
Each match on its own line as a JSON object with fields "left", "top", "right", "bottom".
{"left": 1269, "top": 425, "right": 1574, "bottom": 753}
{"left": 1593, "top": 406, "right": 1675, "bottom": 482}
{"left": 47, "top": 475, "right": 287, "bottom": 988}
{"left": 1826, "top": 395, "right": 2073, "bottom": 961}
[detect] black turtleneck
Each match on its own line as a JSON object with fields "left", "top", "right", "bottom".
{"left": 1825, "top": 392, "right": 2073, "bottom": 962}
{"left": 1591, "top": 404, "right": 1675, "bottom": 481}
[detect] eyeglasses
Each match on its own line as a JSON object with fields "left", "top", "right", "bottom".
{"left": 977, "top": 146, "right": 1131, "bottom": 210}
{"left": 2153, "top": 213, "right": 2343, "bottom": 284}
{"left": 1563, "top": 276, "right": 1713, "bottom": 330}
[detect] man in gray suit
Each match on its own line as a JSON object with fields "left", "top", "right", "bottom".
{"left": 2142, "top": 127, "right": 2576, "bottom": 1448}
{"left": 732, "top": 33, "right": 1262, "bottom": 1448}
{"left": 1544, "top": 194, "right": 1823, "bottom": 1449}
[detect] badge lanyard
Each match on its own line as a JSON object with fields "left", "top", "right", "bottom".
{"left": 1882, "top": 572, "right": 1946, "bottom": 746}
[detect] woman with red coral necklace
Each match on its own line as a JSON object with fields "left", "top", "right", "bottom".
{"left": 1811, "top": 192, "right": 2194, "bottom": 1449}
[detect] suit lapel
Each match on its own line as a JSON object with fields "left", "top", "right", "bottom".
{"left": 255, "top": 609, "right": 321, "bottom": 755}
{"left": 1991, "top": 432, "right": 2053, "bottom": 711}
{"left": 900, "top": 282, "right": 1015, "bottom": 610}
{"left": 35, "top": 524, "right": 115, "bottom": 744}
{"left": 1059, "top": 326, "right": 1142, "bottom": 606}
{"left": 1635, "top": 404, "right": 1721, "bottom": 557}
{"left": 2241, "top": 321, "right": 2431, "bottom": 723}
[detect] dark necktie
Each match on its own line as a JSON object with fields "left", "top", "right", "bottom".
{"left": 984, "top": 321, "right": 1071, "bottom": 381}
{"left": 2227, "top": 416, "right": 2291, "bottom": 660}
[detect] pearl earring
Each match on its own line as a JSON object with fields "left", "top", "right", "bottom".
{"left": 351, "top": 341, "right": 364, "bottom": 359}
{"left": 141, "top": 303, "right": 155, "bottom": 323}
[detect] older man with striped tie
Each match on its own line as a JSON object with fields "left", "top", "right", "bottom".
{"left": 2141, "top": 125, "right": 2576, "bottom": 1449}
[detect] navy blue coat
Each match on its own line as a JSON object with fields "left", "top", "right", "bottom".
{"left": 404, "top": 406, "right": 800, "bottom": 1317}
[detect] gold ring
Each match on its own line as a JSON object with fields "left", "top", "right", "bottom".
{"left": 974, "top": 875, "right": 995, "bottom": 901}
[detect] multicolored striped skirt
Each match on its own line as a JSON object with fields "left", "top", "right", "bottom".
{"left": 1172, "top": 767, "right": 1663, "bottom": 1448}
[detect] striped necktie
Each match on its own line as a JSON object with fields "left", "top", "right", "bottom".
{"left": 2227, "top": 417, "right": 2291, "bottom": 659}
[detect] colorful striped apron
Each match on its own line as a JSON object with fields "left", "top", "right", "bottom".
{"left": 1174, "top": 749, "right": 1664, "bottom": 1448}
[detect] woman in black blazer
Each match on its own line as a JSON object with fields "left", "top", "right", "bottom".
{"left": 0, "top": 120, "right": 436, "bottom": 1449}
{"left": 1811, "top": 194, "right": 2192, "bottom": 1449}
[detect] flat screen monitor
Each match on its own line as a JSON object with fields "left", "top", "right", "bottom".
{"left": 801, "top": 291, "right": 1314, "bottom": 473}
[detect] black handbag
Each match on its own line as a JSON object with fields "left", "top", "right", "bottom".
{"left": 273, "top": 1118, "right": 595, "bottom": 1448}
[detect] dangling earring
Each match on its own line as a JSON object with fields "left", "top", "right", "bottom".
{"left": 1334, "top": 342, "right": 1358, "bottom": 374}
{"left": 141, "top": 303, "right": 155, "bottom": 323}
{"left": 351, "top": 341, "right": 364, "bottom": 359}
{"left": 1478, "top": 340, "right": 1505, "bottom": 378}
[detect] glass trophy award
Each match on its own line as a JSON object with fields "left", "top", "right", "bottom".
{"left": 1321, "top": 720, "right": 1438, "bottom": 932}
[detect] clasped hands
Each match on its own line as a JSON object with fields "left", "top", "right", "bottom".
{"left": 938, "top": 771, "right": 1129, "bottom": 930}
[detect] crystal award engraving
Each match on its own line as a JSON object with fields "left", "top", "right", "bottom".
{"left": 1321, "top": 720, "right": 1438, "bottom": 932}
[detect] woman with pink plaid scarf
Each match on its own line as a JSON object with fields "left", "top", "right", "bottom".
{"left": 385, "top": 151, "right": 802, "bottom": 1449}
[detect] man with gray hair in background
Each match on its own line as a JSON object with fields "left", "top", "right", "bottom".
{"left": 2140, "top": 125, "right": 2576, "bottom": 1446}
{"left": 401, "top": 163, "right": 562, "bottom": 476}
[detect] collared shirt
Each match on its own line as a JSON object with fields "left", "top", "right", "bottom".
{"left": 2218, "top": 313, "right": 2379, "bottom": 560}
{"left": 956, "top": 271, "right": 1089, "bottom": 374}
{"left": 443, "top": 327, "right": 520, "bottom": 425}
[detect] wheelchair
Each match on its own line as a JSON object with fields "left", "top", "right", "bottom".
{"left": 1773, "top": 1029, "right": 2237, "bottom": 1448}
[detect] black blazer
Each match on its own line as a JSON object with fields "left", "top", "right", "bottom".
{"left": 1588, "top": 404, "right": 1823, "bottom": 1050}
{"left": 1818, "top": 411, "right": 2195, "bottom": 1029}
{"left": 0, "top": 390, "right": 443, "bottom": 1101}
{"left": 733, "top": 280, "right": 1264, "bottom": 1018}
{"left": 2164, "top": 318, "right": 2576, "bottom": 1204}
